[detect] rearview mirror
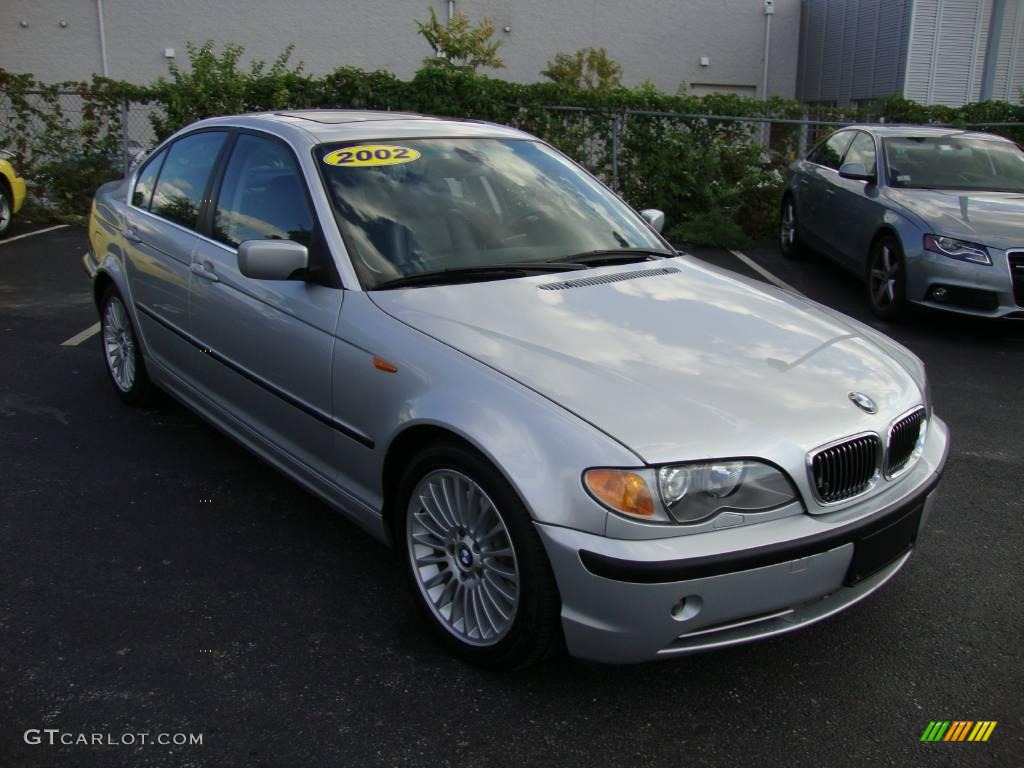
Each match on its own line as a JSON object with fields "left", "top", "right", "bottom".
{"left": 640, "top": 209, "right": 666, "bottom": 233}
{"left": 237, "top": 240, "right": 309, "bottom": 281}
{"left": 838, "top": 162, "right": 874, "bottom": 182}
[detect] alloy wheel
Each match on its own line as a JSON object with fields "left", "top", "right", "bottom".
{"left": 406, "top": 469, "right": 520, "bottom": 647}
{"left": 870, "top": 243, "right": 899, "bottom": 308}
{"left": 103, "top": 297, "right": 136, "bottom": 392}
{"left": 0, "top": 193, "right": 10, "bottom": 232}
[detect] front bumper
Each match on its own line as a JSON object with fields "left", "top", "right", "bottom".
{"left": 83, "top": 247, "right": 99, "bottom": 279}
{"left": 537, "top": 416, "right": 948, "bottom": 664}
{"left": 906, "top": 246, "right": 1023, "bottom": 318}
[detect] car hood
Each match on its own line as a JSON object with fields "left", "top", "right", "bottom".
{"left": 886, "top": 188, "right": 1024, "bottom": 249}
{"left": 370, "top": 258, "right": 924, "bottom": 464}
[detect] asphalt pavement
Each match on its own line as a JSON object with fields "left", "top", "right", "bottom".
{"left": 1, "top": 223, "right": 1021, "bottom": 767}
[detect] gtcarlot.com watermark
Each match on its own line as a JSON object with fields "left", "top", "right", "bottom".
{"left": 24, "top": 729, "right": 203, "bottom": 747}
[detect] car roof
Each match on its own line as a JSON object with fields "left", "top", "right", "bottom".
{"left": 183, "top": 109, "right": 534, "bottom": 148}
{"left": 843, "top": 124, "right": 1013, "bottom": 142}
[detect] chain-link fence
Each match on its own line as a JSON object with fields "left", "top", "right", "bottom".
{"left": 0, "top": 90, "right": 161, "bottom": 175}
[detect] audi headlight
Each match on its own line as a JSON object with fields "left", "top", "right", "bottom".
{"left": 656, "top": 460, "right": 798, "bottom": 523}
{"left": 923, "top": 235, "right": 991, "bottom": 266}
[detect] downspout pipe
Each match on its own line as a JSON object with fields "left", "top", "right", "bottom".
{"left": 448, "top": 1, "right": 455, "bottom": 22}
{"left": 980, "top": 0, "right": 1007, "bottom": 101}
{"left": 96, "top": 0, "right": 109, "bottom": 77}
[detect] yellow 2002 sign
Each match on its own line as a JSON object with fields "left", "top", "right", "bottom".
{"left": 323, "top": 145, "right": 421, "bottom": 168}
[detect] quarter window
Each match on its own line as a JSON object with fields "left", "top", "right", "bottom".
{"left": 843, "top": 132, "right": 877, "bottom": 175}
{"left": 808, "top": 131, "right": 854, "bottom": 170}
{"left": 150, "top": 131, "right": 227, "bottom": 230}
{"left": 131, "top": 149, "right": 166, "bottom": 209}
{"left": 213, "top": 134, "right": 314, "bottom": 248}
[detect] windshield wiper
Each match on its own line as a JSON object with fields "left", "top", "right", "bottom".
{"left": 547, "top": 248, "right": 674, "bottom": 266}
{"left": 372, "top": 262, "right": 585, "bottom": 290}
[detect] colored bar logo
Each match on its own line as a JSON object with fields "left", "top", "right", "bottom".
{"left": 920, "top": 721, "right": 997, "bottom": 742}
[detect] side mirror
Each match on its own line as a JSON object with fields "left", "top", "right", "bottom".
{"left": 238, "top": 240, "right": 309, "bottom": 281}
{"left": 640, "top": 209, "right": 666, "bottom": 233}
{"left": 838, "top": 162, "right": 875, "bottom": 182}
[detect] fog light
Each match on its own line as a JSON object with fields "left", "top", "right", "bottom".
{"left": 931, "top": 286, "right": 949, "bottom": 302}
{"left": 670, "top": 595, "right": 702, "bottom": 622}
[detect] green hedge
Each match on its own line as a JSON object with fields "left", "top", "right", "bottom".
{"left": 3, "top": 49, "right": 1024, "bottom": 243}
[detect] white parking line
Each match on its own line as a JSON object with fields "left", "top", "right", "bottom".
{"left": 0, "top": 224, "right": 70, "bottom": 246}
{"left": 728, "top": 249, "right": 801, "bottom": 295}
{"left": 60, "top": 322, "right": 100, "bottom": 347}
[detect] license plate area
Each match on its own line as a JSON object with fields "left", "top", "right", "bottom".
{"left": 844, "top": 503, "right": 923, "bottom": 586}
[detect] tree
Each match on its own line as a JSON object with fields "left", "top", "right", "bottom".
{"left": 415, "top": 8, "right": 505, "bottom": 73}
{"left": 542, "top": 48, "right": 623, "bottom": 91}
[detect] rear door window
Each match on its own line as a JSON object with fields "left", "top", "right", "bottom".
{"left": 151, "top": 131, "right": 227, "bottom": 230}
{"left": 131, "top": 149, "right": 166, "bottom": 209}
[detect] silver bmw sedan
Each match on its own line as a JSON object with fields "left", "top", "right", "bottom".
{"left": 86, "top": 111, "right": 948, "bottom": 667}
{"left": 781, "top": 125, "right": 1024, "bottom": 320}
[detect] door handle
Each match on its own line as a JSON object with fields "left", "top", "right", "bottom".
{"left": 124, "top": 227, "right": 142, "bottom": 244}
{"left": 825, "top": 188, "right": 836, "bottom": 195}
{"left": 190, "top": 261, "right": 219, "bottom": 282}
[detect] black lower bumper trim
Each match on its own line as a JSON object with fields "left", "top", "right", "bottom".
{"left": 579, "top": 473, "right": 941, "bottom": 585}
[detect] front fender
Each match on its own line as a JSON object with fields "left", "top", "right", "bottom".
{"left": 330, "top": 292, "right": 643, "bottom": 537}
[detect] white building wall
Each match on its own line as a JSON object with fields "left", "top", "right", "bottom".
{"left": 0, "top": 0, "right": 802, "bottom": 99}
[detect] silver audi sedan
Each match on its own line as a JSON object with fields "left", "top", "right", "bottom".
{"left": 86, "top": 111, "right": 948, "bottom": 667}
{"left": 781, "top": 125, "right": 1024, "bottom": 320}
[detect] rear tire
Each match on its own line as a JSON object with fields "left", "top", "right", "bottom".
{"left": 100, "top": 285, "right": 153, "bottom": 405}
{"left": 397, "top": 441, "right": 562, "bottom": 669}
{"left": 0, "top": 185, "right": 13, "bottom": 238}
{"left": 779, "top": 195, "right": 804, "bottom": 258}
{"left": 866, "top": 235, "right": 907, "bottom": 321}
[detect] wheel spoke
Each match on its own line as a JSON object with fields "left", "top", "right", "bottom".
{"left": 422, "top": 569, "right": 450, "bottom": 590}
{"left": 476, "top": 586, "right": 500, "bottom": 635}
{"left": 479, "top": 577, "right": 512, "bottom": 614}
{"left": 414, "top": 551, "right": 447, "bottom": 566}
{"left": 414, "top": 510, "right": 446, "bottom": 541}
{"left": 428, "top": 483, "right": 457, "bottom": 529}
{"left": 873, "top": 281, "right": 889, "bottom": 305}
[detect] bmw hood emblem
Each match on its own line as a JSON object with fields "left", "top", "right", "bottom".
{"left": 848, "top": 392, "right": 878, "bottom": 414}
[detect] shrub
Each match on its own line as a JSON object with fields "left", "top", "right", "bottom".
{"left": 415, "top": 8, "right": 505, "bottom": 73}
{"left": 542, "top": 48, "right": 623, "bottom": 91}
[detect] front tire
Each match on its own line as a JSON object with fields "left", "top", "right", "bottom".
{"left": 866, "top": 235, "right": 907, "bottom": 321}
{"left": 100, "top": 286, "right": 152, "bottom": 404}
{"left": 398, "top": 442, "right": 562, "bottom": 669}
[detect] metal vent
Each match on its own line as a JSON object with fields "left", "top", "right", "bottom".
{"left": 886, "top": 408, "right": 925, "bottom": 477}
{"left": 538, "top": 267, "right": 680, "bottom": 291}
{"left": 810, "top": 434, "right": 880, "bottom": 504}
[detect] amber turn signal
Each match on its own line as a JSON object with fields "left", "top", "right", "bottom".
{"left": 372, "top": 357, "right": 399, "bottom": 373}
{"left": 584, "top": 469, "right": 655, "bottom": 518}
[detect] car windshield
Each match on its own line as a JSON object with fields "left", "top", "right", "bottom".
{"left": 883, "top": 136, "right": 1024, "bottom": 193}
{"left": 316, "top": 138, "right": 666, "bottom": 288}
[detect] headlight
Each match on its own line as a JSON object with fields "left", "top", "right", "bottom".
{"left": 656, "top": 460, "right": 797, "bottom": 523}
{"left": 923, "top": 234, "right": 991, "bottom": 265}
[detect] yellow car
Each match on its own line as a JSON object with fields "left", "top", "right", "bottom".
{"left": 1, "top": 150, "right": 27, "bottom": 238}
